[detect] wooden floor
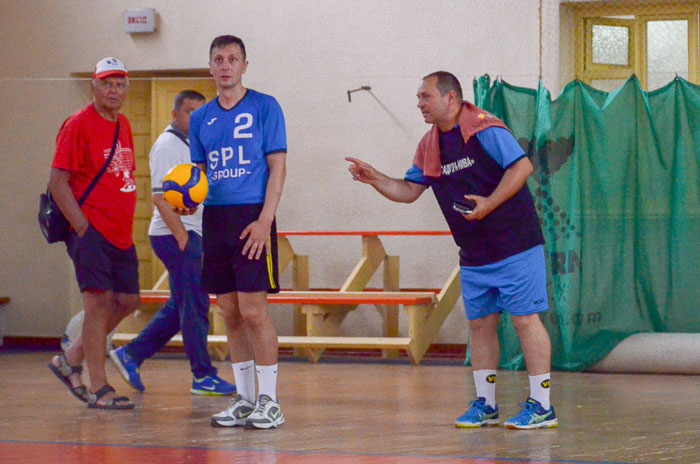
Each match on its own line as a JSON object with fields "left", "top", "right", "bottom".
{"left": 0, "top": 351, "right": 698, "bottom": 464}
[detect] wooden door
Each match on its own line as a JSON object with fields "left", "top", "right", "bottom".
{"left": 121, "top": 79, "right": 153, "bottom": 290}
{"left": 121, "top": 77, "right": 217, "bottom": 291}
{"left": 147, "top": 79, "right": 217, "bottom": 289}
{"left": 151, "top": 79, "right": 218, "bottom": 142}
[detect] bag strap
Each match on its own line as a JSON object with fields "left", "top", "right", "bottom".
{"left": 166, "top": 127, "right": 189, "bottom": 147}
{"left": 77, "top": 121, "right": 120, "bottom": 205}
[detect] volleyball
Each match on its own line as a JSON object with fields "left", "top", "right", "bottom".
{"left": 162, "top": 164, "right": 208, "bottom": 209}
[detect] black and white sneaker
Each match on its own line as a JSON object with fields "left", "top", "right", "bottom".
{"left": 244, "top": 394, "right": 285, "bottom": 429}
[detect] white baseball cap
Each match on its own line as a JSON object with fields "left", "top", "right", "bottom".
{"left": 93, "top": 57, "right": 128, "bottom": 79}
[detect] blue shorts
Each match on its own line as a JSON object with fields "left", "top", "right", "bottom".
{"left": 66, "top": 225, "right": 139, "bottom": 294}
{"left": 460, "top": 245, "right": 548, "bottom": 320}
{"left": 202, "top": 204, "right": 279, "bottom": 295}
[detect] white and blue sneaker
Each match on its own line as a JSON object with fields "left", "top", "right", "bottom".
{"left": 455, "top": 397, "right": 499, "bottom": 428}
{"left": 109, "top": 346, "right": 145, "bottom": 392}
{"left": 190, "top": 375, "right": 236, "bottom": 396}
{"left": 244, "top": 394, "right": 285, "bottom": 429}
{"left": 504, "top": 397, "right": 558, "bottom": 429}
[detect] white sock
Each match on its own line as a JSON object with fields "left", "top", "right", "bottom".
{"left": 473, "top": 369, "right": 497, "bottom": 408}
{"left": 529, "top": 373, "right": 551, "bottom": 410}
{"left": 232, "top": 360, "right": 256, "bottom": 403}
{"left": 255, "top": 363, "right": 279, "bottom": 401}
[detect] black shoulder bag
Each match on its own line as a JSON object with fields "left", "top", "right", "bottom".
{"left": 38, "top": 121, "right": 120, "bottom": 243}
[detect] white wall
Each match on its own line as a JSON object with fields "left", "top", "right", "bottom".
{"left": 0, "top": 0, "right": 546, "bottom": 343}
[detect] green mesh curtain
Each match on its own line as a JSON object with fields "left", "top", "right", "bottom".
{"left": 469, "top": 74, "right": 700, "bottom": 371}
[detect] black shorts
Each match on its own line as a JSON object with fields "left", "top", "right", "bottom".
{"left": 66, "top": 225, "right": 139, "bottom": 294}
{"left": 202, "top": 204, "right": 280, "bottom": 295}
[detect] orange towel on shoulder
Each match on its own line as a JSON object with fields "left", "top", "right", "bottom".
{"left": 413, "top": 102, "right": 509, "bottom": 178}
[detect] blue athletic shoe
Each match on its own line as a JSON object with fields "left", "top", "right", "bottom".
{"left": 190, "top": 375, "right": 237, "bottom": 396}
{"left": 504, "top": 397, "right": 558, "bottom": 429}
{"left": 455, "top": 397, "right": 499, "bottom": 428}
{"left": 108, "top": 346, "right": 145, "bottom": 392}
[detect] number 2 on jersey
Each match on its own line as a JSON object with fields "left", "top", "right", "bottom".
{"left": 233, "top": 113, "right": 253, "bottom": 138}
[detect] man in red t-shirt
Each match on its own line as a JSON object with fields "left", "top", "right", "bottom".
{"left": 47, "top": 57, "right": 139, "bottom": 410}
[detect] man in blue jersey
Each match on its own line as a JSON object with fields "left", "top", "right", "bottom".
{"left": 346, "top": 72, "right": 557, "bottom": 430}
{"left": 188, "top": 35, "right": 286, "bottom": 430}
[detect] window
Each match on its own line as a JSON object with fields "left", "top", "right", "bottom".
{"left": 571, "top": 2, "right": 699, "bottom": 91}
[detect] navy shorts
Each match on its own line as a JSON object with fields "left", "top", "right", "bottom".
{"left": 66, "top": 225, "right": 139, "bottom": 294}
{"left": 202, "top": 204, "right": 280, "bottom": 295}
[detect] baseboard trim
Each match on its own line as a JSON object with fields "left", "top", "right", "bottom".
{"left": 0, "top": 336, "right": 60, "bottom": 351}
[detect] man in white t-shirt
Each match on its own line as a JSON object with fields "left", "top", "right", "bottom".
{"left": 108, "top": 90, "right": 236, "bottom": 396}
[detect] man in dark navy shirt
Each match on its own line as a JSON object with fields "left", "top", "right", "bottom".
{"left": 346, "top": 71, "right": 557, "bottom": 430}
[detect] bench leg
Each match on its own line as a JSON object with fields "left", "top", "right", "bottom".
{"left": 292, "top": 254, "right": 309, "bottom": 357}
{"left": 403, "top": 267, "right": 461, "bottom": 364}
{"left": 292, "top": 304, "right": 307, "bottom": 358}
{"left": 303, "top": 304, "right": 349, "bottom": 362}
{"left": 381, "top": 255, "right": 400, "bottom": 359}
{"left": 379, "top": 304, "right": 399, "bottom": 359}
{"left": 210, "top": 305, "right": 226, "bottom": 336}
{"left": 208, "top": 305, "right": 229, "bottom": 361}
{"left": 304, "top": 347, "right": 323, "bottom": 363}
{"left": 405, "top": 304, "right": 430, "bottom": 365}
{"left": 211, "top": 343, "right": 229, "bottom": 361}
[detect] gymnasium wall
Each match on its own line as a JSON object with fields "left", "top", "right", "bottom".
{"left": 0, "top": 0, "right": 550, "bottom": 342}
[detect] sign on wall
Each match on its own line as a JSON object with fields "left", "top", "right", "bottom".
{"left": 124, "top": 9, "right": 156, "bottom": 34}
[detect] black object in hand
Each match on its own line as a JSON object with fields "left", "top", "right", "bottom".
{"left": 452, "top": 198, "right": 476, "bottom": 214}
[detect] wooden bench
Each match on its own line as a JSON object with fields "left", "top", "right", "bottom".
{"left": 139, "top": 289, "right": 434, "bottom": 305}
{"left": 116, "top": 290, "right": 440, "bottom": 363}
{"left": 116, "top": 231, "right": 461, "bottom": 364}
